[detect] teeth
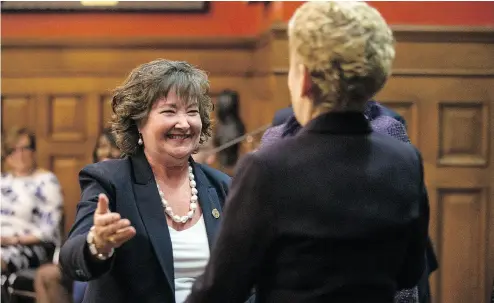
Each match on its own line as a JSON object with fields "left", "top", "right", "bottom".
{"left": 168, "top": 135, "right": 189, "bottom": 139}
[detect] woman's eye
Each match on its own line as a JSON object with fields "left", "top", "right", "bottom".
{"left": 188, "top": 110, "right": 199, "bottom": 114}
{"left": 161, "top": 110, "right": 175, "bottom": 114}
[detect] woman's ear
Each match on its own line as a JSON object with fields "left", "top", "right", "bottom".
{"left": 301, "top": 65, "right": 313, "bottom": 98}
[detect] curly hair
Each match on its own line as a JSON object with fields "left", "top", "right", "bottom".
{"left": 289, "top": 1, "right": 395, "bottom": 111}
{"left": 111, "top": 59, "right": 213, "bottom": 155}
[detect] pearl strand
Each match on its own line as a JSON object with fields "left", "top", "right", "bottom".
{"left": 156, "top": 165, "right": 198, "bottom": 224}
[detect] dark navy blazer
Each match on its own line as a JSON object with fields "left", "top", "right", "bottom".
{"left": 59, "top": 151, "right": 230, "bottom": 303}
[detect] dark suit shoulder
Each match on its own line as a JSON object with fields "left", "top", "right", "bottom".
{"left": 195, "top": 163, "right": 231, "bottom": 191}
{"left": 81, "top": 158, "right": 130, "bottom": 179}
{"left": 370, "top": 131, "right": 421, "bottom": 161}
{"left": 249, "top": 136, "right": 299, "bottom": 174}
{"left": 80, "top": 158, "right": 132, "bottom": 192}
{"left": 257, "top": 128, "right": 422, "bottom": 175}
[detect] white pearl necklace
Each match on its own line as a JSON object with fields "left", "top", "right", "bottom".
{"left": 156, "top": 165, "right": 198, "bottom": 224}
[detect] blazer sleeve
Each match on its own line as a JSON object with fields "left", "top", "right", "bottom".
{"left": 396, "top": 151, "right": 430, "bottom": 289}
{"left": 59, "top": 164, "right": 116, "bottom": 281}
{"left": 187, "top": 153, "right": 277, "bottom": 303}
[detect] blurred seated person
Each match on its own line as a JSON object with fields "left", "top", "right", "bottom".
{"left": 34, "top": 128, "right": 121, "bottom": 303}
{"left": 192, "top": 138, "right": 215, "bottom": 165}
{"left": 213, "top": 90, "right": 245, "bottom": 172}
{"left": 92, "top": 128, "right": 122, "bottom": 163}
{"left": 1, "top": 127, "right": 63, "bottom": 299}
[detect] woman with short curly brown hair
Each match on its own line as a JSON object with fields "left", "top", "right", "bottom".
{"left": 111, "top": 59, "right": 213, "bottom": 156}
{"left": 59, "top": 59, "right": 244, "bottom": 303}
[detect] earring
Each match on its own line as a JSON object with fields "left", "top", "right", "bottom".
{"left": 138, "top": 134, "right": 143, "bottom": 145}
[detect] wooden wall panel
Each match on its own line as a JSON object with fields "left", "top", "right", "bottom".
{"left": 51, "top": 155, "right": 86, "bottom": 235}
{"left": 1, "top": 95, "right": 37, "bottom": 132}
{"left": 438, "top": 102, "right": 489, "bottom": 166}
{"left": 437, "top": 188, "right": 489, "bottom": 303}
{"left": 1, "top": 39, "right": 257, "bottom": 78}
{"left": 100, "top": 95, "right": 113, "bottom": 129}
{"left": 1, "top": 25, "right": 493, "bottom": 303}
{"left": 48, "top": 95, "right": 87, "bottom": 142}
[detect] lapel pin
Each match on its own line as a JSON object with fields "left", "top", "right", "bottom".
{"left": 212, "top": 208, "right": 220, "bottom": 219}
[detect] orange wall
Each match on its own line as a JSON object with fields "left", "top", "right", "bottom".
{"left": 2, "top": 1, "right": 494, "bottom": 39}
{"left": 281, "top": 1, "right": 494, "bottom": 26}
{"left": 1, "top": 2, "right": 265, "bottom": 38}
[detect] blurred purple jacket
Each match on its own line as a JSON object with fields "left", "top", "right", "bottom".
{"left": 261, "top": 113, "right": 410, "bottom": 149}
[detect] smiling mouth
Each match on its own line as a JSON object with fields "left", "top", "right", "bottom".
{"left": 166, "top": 134, "right": 192, "bottom": 140}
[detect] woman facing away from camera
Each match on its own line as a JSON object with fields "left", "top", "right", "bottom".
{"left": 59, "top": 59, "right": 254, "bottom": 303}
{"left": 186, "top": 2, "right": 429, "bottom": 303}
{"left": 34, "top": 128, "right": 121, "bottom": 303}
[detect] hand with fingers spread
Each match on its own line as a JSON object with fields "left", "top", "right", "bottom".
{"left": 89, "top": 193, "right": 136, "bottom": 259}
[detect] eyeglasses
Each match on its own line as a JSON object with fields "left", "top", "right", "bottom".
{"left": 7, "top": 145, "right": 33, "bottom": 155}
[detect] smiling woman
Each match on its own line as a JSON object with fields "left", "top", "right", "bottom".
{"left": 58, "top": 59, "right": 251, "bottom": 303}
{"left": 1, "top": 127, "right": 63, "bottom": 280}
{"left": 111, "top": 59, "right": 213, "bottom": 158}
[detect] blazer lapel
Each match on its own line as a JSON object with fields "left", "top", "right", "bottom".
{"left": 192, "top": 161, "right": 223, "bottom": 249}
{"left": 131, "top": 152, "right": 175, "bottom": 293}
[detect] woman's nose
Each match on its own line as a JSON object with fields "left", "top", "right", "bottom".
{"left": 174, "top": 114, "right": 190, "bottom": 129}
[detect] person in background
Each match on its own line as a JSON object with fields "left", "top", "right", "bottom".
{"left": 59, "top": 59, "right": 253, "bottom": 303}
{"left": 271, "top": 100, "right": 406, "bottom": 128}
{"left": 92, "top": 128, "right": 122, "bottom": 163}
{"left": 34, "top": 128, "right": 121, "bottom": 303}
{"left": 1, "top": 127, "right": 63, "bottom": 302}
{"left": 262, "top": 102, "right": 410, "bottom": 150}
{"left": 271, "top": 105, "right": 293, "bottom": 126}
{"left": 186, "top": 2, "right": 429, "bottom": 302}
{"left": 192, "top": 138, "right": 216, "bottom": 166}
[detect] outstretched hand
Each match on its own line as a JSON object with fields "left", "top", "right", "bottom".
{"left": 92, "top": 194, "right": 136, "bottom": 254}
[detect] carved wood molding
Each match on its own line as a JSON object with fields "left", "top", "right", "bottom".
{"left": 1, "top": 36, "right": 258, "bottom": 50}
{"left": 268, "top": 23, "right": 494, "bottom": 44}
{"left": 4, "top": 25, "right": 493, "bottom": 49}
{"left": 273, "top": 68, "right": 494, "bottom": 77}
{"left": 2, "top": 25, "right": 493, "bottom": 78}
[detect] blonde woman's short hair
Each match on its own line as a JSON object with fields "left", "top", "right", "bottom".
{"left": 289, "top": 1, "right": 395, "bottom": 111}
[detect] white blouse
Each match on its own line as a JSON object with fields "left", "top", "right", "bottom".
{"left": 169, "top": 215, "right": 210, "bottom": 303}
{"left": 0, "top": 170, "right": 63, "bottom": 245}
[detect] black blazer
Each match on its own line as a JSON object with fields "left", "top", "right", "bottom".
{"left": 59, "top": 151, "right": 230, "bottom": 303}
{"left": 187, "top": 112, "right": 430, "bottom": 303}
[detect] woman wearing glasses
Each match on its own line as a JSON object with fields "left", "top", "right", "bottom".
{"left": 1, "top": 127, "right": 63, "bottom": 278}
